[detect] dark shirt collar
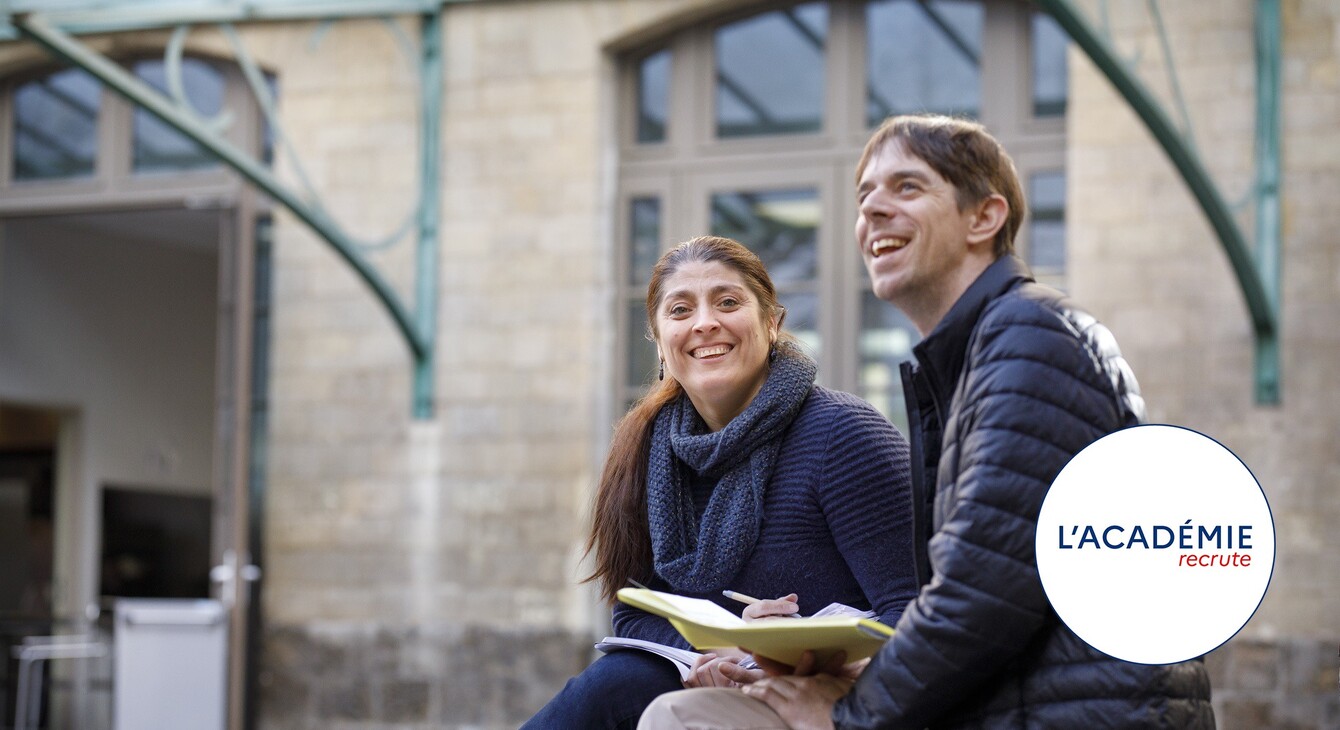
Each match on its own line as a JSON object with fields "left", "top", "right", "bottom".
{"left": 910, "top": 255, "right": 1035, "bottom": 416}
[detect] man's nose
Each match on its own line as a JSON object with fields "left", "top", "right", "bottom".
{"left": 860, "top": 189, "right": 892, "bottom": 219}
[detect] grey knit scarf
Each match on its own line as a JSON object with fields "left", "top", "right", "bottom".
{"left": 646, "top": 343, "right": 817, "bottom": 593}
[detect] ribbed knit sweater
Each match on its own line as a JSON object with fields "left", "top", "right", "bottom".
{"left": 612, "top": 385, "right": 918, "bottom": 649}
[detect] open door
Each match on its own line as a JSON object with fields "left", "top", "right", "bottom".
{"left": 0, "top": 201, "right": 265, "bottom": 730}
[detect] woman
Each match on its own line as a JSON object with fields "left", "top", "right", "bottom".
{"left": 523, "top": 236, "right": 917, "bottom": 728}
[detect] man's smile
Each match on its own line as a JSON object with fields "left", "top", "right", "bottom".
{"left": 871, "top": 237, "right": 909, "bottom": 257}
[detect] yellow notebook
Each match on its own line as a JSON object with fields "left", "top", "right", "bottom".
{"left": 616, "top": 587, "right": 894, "bottom": 667}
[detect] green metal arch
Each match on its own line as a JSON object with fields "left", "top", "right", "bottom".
{"left": 12, "top": 9, "right": 442, "bottom": 418}
{"left": 1035, "top": 0, "right": 1281, "bottom": 404}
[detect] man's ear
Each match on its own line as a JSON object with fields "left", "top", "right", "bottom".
{"left": 966, "top": 194, "right": 1009, "bottom": 247}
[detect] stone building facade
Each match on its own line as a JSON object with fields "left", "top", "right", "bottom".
{"left": 0, "top": 1, "right": 1336, "bottom": 729}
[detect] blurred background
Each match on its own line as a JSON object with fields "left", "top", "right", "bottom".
{"left": 0, "top": 0, "right": 1335, "bottom": 728}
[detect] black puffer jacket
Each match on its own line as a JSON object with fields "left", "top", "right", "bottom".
{"left": 833, "top": 256, "right": 1214, "bottom": 729}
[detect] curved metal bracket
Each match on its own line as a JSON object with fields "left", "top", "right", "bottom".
{"left": 13, "top": 10, "right": 442, "bottom": 418}
{"left": 1035, "top": 0, "right": 1281, "bottom": 404}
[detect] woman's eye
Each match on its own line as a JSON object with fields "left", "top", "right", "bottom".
{"left": 719, "top": 298, "right": 740, "bottom": 308}
{"left": 668, "top": 304, "right": 689, "bottom": 317}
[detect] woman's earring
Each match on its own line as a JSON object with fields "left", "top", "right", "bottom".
{"left": 768, "top": 344, "right": 777, "bottom": 363}
{"left": 658, "top": 359, "right": 665, "bottom": 381}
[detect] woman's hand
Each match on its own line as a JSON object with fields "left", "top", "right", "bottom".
{"left": 717, "top": 658, "right": 767, "bottom": 686}
{"left": 742, "top": 593, "right": 800, "bottom": 621}
{"left": 684, "top": 648, "right": 753, "bottom": 688}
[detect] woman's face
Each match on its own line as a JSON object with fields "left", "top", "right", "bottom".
{"left": 654, "top": 260, "right": 777, "bottom": 431}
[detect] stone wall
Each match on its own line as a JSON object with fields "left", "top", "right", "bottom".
{"left": 1068, "top": 0, "right": 1340, "bottom": 725}
{"left": 259, "top": 624, "right": 585, "bottom": 728}
{"left": 1205, "top": 639, "right": 1340, "bottom": 729}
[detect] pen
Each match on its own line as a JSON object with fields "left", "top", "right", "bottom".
{"left": 721, "top": 589, "right": 760, "bottom": 605}
{"left": 722, "top": 590, "right": 802, "bottom": 618}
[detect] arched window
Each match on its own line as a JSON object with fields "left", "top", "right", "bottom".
{"left": 614, "top": 0, "right": 1068, "bottom": 427}
{"left": 1, "top": 55, "right": 262, "bottom": 208}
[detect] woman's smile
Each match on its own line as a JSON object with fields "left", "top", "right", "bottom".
{"left": 691, "top": 344, "right": 732, "bottom": 359}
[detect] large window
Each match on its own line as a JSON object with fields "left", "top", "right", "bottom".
{"left": 615, "top": 0, "right": 1069, "bottom": 426}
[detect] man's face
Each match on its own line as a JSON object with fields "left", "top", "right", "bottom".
{"left": 855, "top": 140, "right": 980, "bottom": 327}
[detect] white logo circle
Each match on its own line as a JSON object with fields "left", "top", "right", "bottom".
{"left": 1035, "top": 424, "right": 1274, "bottom": 664}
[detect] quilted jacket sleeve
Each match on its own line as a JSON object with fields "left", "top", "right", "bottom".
{"left": 833, "top": 293, "right": 1138, "bottom": 729}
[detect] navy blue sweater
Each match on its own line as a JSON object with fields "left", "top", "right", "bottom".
{"left": 612, "top": 386, "right": 918, "bottom": 649}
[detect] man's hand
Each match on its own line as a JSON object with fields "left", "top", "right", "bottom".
{"left": 740, "top": 674, "right": 853, "bottom": 730}
{"left": 750, "top": 649, "right": 869, "bottom": 680}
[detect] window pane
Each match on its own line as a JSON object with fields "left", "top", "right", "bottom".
{"left": 261, "top": 72, "right": 279, "bottom": 166}
{"left": 780, "top": 291, "right": 821, "bottom": 361}
{"left": 637, "top": 49, "right": 670, "bottom": 143}
{"left": 709, "top": 189, "right": 818, "bottom": 286}
{"left": 13, "top": 69, "right": 100, "bottom": 180}
{"left": 715, "top": 3, "right": 827, "bottom": 137}
{"left": 866, "top": 0, "right": 983, "bottom": 125}
{"left": 1032, "top": 11, "right": 1069, "bottom": 117}
{"left": 629, "top": 197, "right": 661, "bottom": 286}
{"left": 133, "top": 58, "right": 225, "bottom": 172}
{"left": 626, "top": 299, "right": 659, "bottom": 389}
{"left": 859, "top": 291, "right": 918, "bottom": 430}
{"left": 1028, "top": 171, "right": 1066, "bottom": 273}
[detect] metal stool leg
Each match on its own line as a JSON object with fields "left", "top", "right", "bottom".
{"left": 13, "top": 653, "right": 41, "bottom": 730}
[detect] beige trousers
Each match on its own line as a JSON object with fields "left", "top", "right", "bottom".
{"left": 637, "top": 688, "right": 791, "bottom": 730}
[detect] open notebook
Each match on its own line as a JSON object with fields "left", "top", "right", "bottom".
{"left": 614, "top": 588, "right": 891, "bottom": 667}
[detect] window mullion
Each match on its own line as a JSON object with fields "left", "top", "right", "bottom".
{"left": 979, "top": 0, "right": 1025, "bottom": 138}
{"left": 102, "top": 76, "right": 131, "bottom": 183}
{"left": 0, "top": 86, "right": 13, "bottom": 188}
{"left": 829, "top": 0, "right": 865, "bottom": 393}
{"left": 828, "top": 0, "right": 862, "bottom": 144}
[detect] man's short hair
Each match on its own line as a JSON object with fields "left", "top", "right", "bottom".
{"left": 856, "top": 114, "right": 1025, "bottom": 258}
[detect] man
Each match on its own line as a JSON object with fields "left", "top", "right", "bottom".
{"left": 639, "top": 115, "right": 1215, "bottom": 728}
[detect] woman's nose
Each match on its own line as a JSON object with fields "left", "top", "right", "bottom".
{"left": 692, "top": 310, "right": 720, "bottom": 332}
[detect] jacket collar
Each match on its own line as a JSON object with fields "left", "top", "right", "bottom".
{"left": 910, "top": 255, "right": 1034, "bottom": 416}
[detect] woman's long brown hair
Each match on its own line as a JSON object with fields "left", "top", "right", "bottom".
{"left": 583, "top": 235, "right": 787, "bottom": 603}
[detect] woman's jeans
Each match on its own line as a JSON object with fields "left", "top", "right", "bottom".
{"left": 521, "top": 649, "right": 686, "bottom": 729}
